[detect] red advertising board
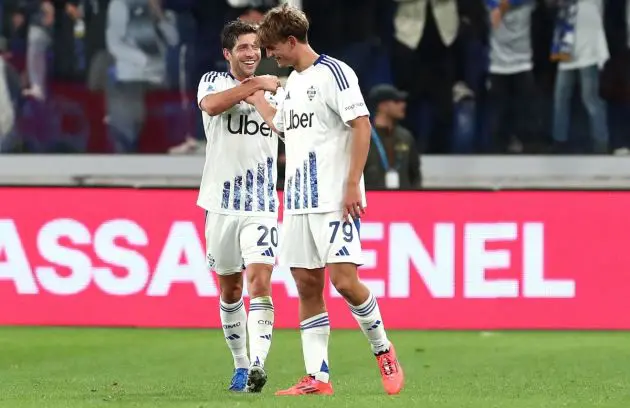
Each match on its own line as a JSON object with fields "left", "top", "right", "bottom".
{"left": 0, "top": 188, "right": 628, "bottom": 329}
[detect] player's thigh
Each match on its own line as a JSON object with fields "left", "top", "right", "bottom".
{"left": 240, "top": 216, "right": 278, "bottom": 269}
{"left": 204, "top": 212, "right": 243, "bottom": 275}
{"left": 311, "top": 211, "right": 363, "bottom": 266}
{"left": 279, "top": 214, "right": 324, "bottom": 269}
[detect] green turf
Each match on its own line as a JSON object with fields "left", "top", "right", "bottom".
{"left": 1, "top": 328, "right": 629, "bottom": 408}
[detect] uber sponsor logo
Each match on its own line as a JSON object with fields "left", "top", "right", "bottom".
{"left": 286, "top": 110, "right": 314, "bottom": 131}
{"left": 227, "top": 114, "right": 272, "bottom": 137}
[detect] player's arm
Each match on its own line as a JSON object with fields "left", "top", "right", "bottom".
{"left": 325, "top": 62, "right": 371, "bottom": 219}
{"left": 198, "top": 75, "right": 280, "bottom": 116}
{"left": 245, "top": 86, "right": 285, "bottom": 136}
{"left": 344, "top": 115, "right": 371, "bottom": 220}
{"left": 199, "top": 81, "right": 260, "bottom": 116}
{"left": 346, "top": 116, "right": 371, "bottom": 187}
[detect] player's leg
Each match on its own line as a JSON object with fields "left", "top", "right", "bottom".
{"left": 324, "top": 213, "right": 404, "bottom": 395}
{"left": 275, "top": 214, "right": 333, "bottom": 396}
{"left": 240, "top": 217, "right": 277, "bottom": 392}
{"left": 293, "top": 266, "right": 331, "bottom": 380}
{"left": 205, "top": 212, "right": 249, "bottom": 391}
{"left": 217, "top": 273, "right": 249, "bottom": 371}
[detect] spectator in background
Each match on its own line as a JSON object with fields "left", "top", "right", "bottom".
{"left": 54, "top": 0, "right": 108, "bottom": 83}
{"left": 600, "top": 0, "right": 630, "bottom": 154}
{"left": 391, "top": 0, "right": 460, "bottom": 154}
{"left": 84, "top": 0, "right": 112, "bottom": 92}
{"left": 0, "top": 39, "right": 22, "bottom": 152}
{"left": 82, "top": 0, "right": 109, "bottom": 70}
{"left": 0, "top": 2, "right": 5, "bottom": 46}
{"left": 24, "top": 0, "right": 54, "bottom": 100}
{"left": 550, "top": 0, "right": 609, "bottom": 153}
{"left": 303, "top": 0, "right": 388, "bottom": 93}
{"left": 1, "top": 2, "right": 29, "bottom": 71}
{"left": 105, "top": 0, "right": 179, "bottom": 152}
{"left": 364, "top": 84, "right": 422, "bottom": 190}
{"left": 487, "top": 0, "right": 537, "bottom": 153}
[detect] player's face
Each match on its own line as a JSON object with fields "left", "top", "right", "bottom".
{"left": 391, "top": 100, "right": 407, "bottom": 120}
{"left": 265, "top": 39, "right": 296, "bottom": 68}
{"left": 226, "top": 33, "right": 261, "bottom": 78}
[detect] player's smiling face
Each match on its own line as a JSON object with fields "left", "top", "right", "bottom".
{"left": 225, "top": 33, "right": 261, "bottom": 79}
{"left": 265, "top": 39, "right": 296, "bottom": 68}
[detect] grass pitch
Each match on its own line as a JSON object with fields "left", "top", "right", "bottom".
{"left": 1, "top": 328, "right": 629, "bottom": 408}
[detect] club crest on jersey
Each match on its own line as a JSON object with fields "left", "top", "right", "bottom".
{"left": 307, "top": 86, "right": 317, "bottom": 101}
{"left": 207, "top": 253, "right": 215, "bottom": 270}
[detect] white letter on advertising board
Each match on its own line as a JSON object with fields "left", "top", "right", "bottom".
{"left": 389, "top": 223, "right": 455, "bottom": 298}
{"left": 36, "top": 219, "right": 93, "bottom": 295}
{"left": 93, "top": 219, "right": 150, "bottom": 296}
{"left": 464, "top": 223, "right": 518, "bottom": 298}
{"left": 0, "top": 220, "right": 38, "bottom": 294}
{"left": 522, "top": 223, "right": 575, "bottom": 298}
{"left": 149, "top": 221, "right": 218, "bottom": 297}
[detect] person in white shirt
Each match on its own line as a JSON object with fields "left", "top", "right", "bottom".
{"left": 196, "top": 20, "right": 281, "bottom": 394}
{"left": 550, "top": 0, "right": 610, "bottom": 153}
{"left": 487, "top": 0, "right": 537, "bottom": 153}
{"left": 247, "top": 4, "right": 403, "bottom": 396}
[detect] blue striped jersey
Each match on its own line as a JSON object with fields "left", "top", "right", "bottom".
{"left": 272, "top": 54, "right": 369, "bottom": 214}
{"left": 196, "top": 71, "right": 279, "bottom": 216}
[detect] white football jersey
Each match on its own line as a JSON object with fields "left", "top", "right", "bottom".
{"left": 197, "top": 71, "right": 279, "bottom": 217}
{"left": 273, "top": 54, "right": 369, "bottom": 215}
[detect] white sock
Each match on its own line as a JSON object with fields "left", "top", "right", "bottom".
{"left": 220, "top": 298, "right": 249, "bottom": 369}
{"left": 348, "top": 292, "right": 391, "bottom": 354}
{"left": 300, "top": 312, "right": 330, "bottom": 383}
{"left": 247, "top": 296, "right": 274, "bottom": 368}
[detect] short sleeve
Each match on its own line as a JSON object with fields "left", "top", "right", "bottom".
{"left": 321, "top": 58, "right": 369, "bottom": 124}
{"left": 271, "top": 86, "right": 286, "bottom": 133}
{"left": 197, "top": 72, "right": 226, "bottom": 108}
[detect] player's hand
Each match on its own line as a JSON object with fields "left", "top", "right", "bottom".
{"left": 244, "top": 90, "right": 265, "bottom": 106}
{"left": 245, "top": 75, "right": 280, "bottom": 93}
{"left": 343, "top": 181, "right": 365, "bottom": 221}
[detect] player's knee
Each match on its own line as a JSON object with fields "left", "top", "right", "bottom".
{"left": 330, "top": 273, "right": 359, "bottom": 300}
{"left": 220, "top": 286, "right": 243, "bottom": 303}
{"left": 219, "top": 276, "right": 243, "bottom": 303}
{"left": 247, "top": 265, "right": 272, "bottom": 298}
{"left": 293, "top": 271, "right": 324, "bottom": 301}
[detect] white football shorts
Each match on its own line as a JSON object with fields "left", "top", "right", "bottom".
{"left": 204, "top": 212, "right": 278, "bottom": 275}
{"left": 279, "top": 211, "right": 363, "bottom": 269}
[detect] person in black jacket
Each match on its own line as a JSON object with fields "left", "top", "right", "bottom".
{"left": 364, "top": 84, "right": 422, "bottom": 190}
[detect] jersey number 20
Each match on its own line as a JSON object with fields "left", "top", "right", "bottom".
{"left": 257, "top": 225, "right": 279, "bottom": 247}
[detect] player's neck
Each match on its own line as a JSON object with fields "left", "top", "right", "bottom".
{"left": 374, "top": 114, "right": 395, "bottom": 133}
{"left": 229, "top": 68, "right": 251, "bottom": 82}
{"left": 293, "top": 45, "right": 319, "bottom": 73}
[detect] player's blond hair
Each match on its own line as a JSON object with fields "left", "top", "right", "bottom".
{"left": 258, "top": 4, "right": 309, "bottom": 47}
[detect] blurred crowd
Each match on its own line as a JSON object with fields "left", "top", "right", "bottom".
{"left": 1, "top": 0, "right": 630, "bottom": 171}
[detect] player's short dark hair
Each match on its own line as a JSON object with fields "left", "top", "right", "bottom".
{"left": 221, "top": 20, "right": 258, "bottom": 51}
{"left": 258, "top": 4, "right": 309, "bottom": 47}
